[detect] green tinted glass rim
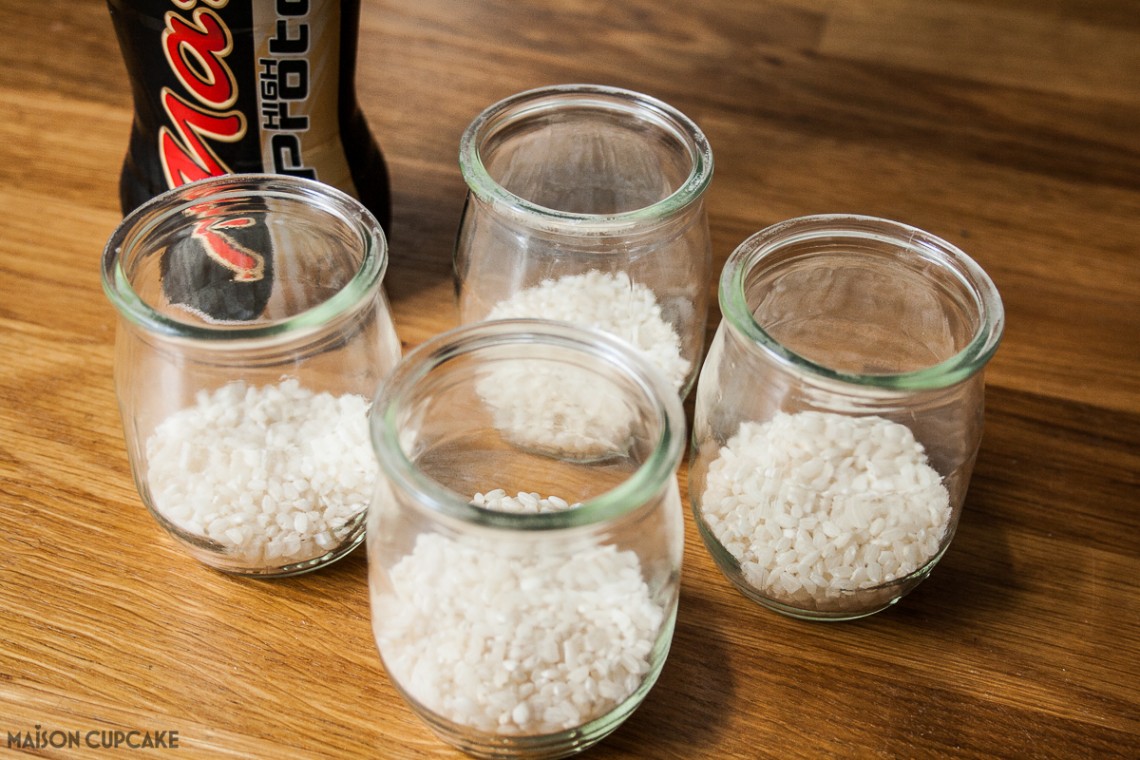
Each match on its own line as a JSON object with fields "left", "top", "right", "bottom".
{"left": 370, "top": 319, "right": 686, "bottom": 531}
{"left": 459, "top": 84, "right": 714, "bottom": 233}
{"left": 101, "top": 174, "right": 387, "bottom": 344}
{"left": 719, "top": 214, "right": 1005, "bottom": 390}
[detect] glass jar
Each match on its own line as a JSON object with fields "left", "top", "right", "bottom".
{"left": 367, "top": 319, "right": 686, "bottom": 758}
{"left": 454, "top": 84, "right": 714, "bottom": 398}
{"left": 102, "top": 174, "right": 402, "bottom": 576}
{"left": 690, "top": 215, "right": 1004, "bottom": 621}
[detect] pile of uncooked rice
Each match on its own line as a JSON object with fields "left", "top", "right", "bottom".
{"left": 374, "top": 489, "right": 663, "bottom": 736}
{"left": 485, "top": 270, "right": 690, "bottom": 391}
{"left": 475, "top": 271, "right": 688, "bottom": 459}
{"left": 474, "top": 358, "right": 636, "bottom": 459}
{"left": 471, "top": 489, "right": 581, "bottom": 514}
{"left": 699, "top": 411, "right": 951, "bottom": 608}
{"left": 145, "top": 378, "right": 375, "bottom": 567}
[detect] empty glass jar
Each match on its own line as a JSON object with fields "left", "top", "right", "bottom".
{"left": 690, "top": 215, "right": 1004, "bottom": 620}
{"left": 102, "top": 174, "right": 402, "bottom": 576}
{"left": 454, "top": 84, "right": 714, "bottom": 397}
{"left": 367, "top": 319, "right": 686, "bottom": 758}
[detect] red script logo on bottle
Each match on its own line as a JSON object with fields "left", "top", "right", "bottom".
{"left": 159, "top": 1, "right": 246, "bottom": 188}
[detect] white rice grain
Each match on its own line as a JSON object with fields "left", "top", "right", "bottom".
{"left": 145, "top": 378, "right": 375, "bottom": 567}
{"left": 471, "top": 490, "right": 582, "bottom": 514}
{"left": 486, "top": 270, "right": 690, "bottom": 392}
{"left": 700, "top": 411, "right": 951, "bottom": 608}
{"left": 474, "top": 271, "right": 689, "bottom": 459}
{"left": 374, "top": 490, "right": 664, "bottom": 736}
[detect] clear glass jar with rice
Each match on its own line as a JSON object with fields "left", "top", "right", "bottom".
{"left": 102, "top": 174, "right": 402, "bottom": 576}
{"left": 690, "top": 215, "right": 1004, "bottom": 620}
{"left": 367, "top": 319, "right": 685, "bottom": 758}
{"left": 453, "top": 84, "right": 714, "bottom": 398}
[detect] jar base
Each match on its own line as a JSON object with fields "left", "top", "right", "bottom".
{"left": 727, "top": 578, "right": 903, "bottom": 622}
{"left": 693, "top": 512, "right": 943, "bottom": 621}
{"left": 150, "top": 508, "right": 367, "bottom": 577}
{"left": 376, "top": 619, "right": 676, "bottom": 758}
{"left": 396, "top": 686, "right": 642, "bottom": 760}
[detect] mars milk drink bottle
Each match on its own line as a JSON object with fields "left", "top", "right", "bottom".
{"left": 106, "top": 0, "right": 391, "bottom": 321}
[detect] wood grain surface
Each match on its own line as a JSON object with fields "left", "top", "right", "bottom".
{"left": 1, "top": 0, "right": 1137, "bottom": 757}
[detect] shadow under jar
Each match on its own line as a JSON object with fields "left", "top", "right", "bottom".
{"left": 102, "top": 174, "right": 402, "bottom": 576}
{"left": 367, "top": 319, "right": 686, "bottom": 759}
{"left": 454, "top": 84, "right": 714, "bottom": 398}
{"left": 690, "top": 215, "right": 1004, "bottom": 621}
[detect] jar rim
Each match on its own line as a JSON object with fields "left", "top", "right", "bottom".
{"left": 719, "top": 214, "right": 1005, "bottom": 390}
{"left": 458, "top": 84, "right": 714, "bottom": 234}
{"left": 369, "top": 319, "right": 687, "bottom": 530}
{"left": 101, "top": 174, "right": 388, "bottom": 342}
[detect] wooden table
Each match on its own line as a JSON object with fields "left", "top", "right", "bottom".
{"left": 1, "top": 0, "right": 1137, "bottom": 757}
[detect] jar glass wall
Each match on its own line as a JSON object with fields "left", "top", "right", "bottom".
{"left": 367, "top": 320, "right": 685, "bottom": 758}
{"left": 690, "top": 215, "right": 1004, "bottom": 620}
{"left": 102, "top": 174, "right": 402, "bottom": 576}
{"left": 454, "top": 84, "right": 714, "bottom": 397}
